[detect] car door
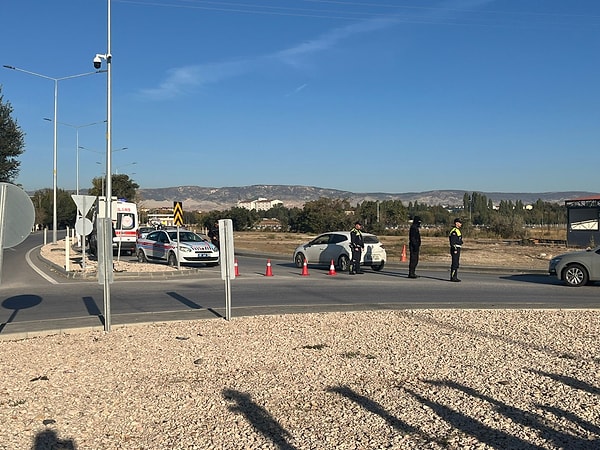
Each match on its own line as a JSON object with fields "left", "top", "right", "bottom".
{"left": 153, "top": 231, "right": 171, "bottom": 261}
{"left": 592, "top": 247, "right": 600, "bottom": 280}
{"left": 303, "top": 234, "right": 331, "bottom": 265}
{"left": 323, "top": 233, "right": 347, "bottom": 265}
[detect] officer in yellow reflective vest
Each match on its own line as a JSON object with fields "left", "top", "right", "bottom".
{"left": 349, "top": 221, "right": 365, "bottom": 275}
{"left": 449, "top": 218, "right": 463, "bottom": 282}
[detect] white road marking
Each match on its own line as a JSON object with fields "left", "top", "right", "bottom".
{"left": 26, "top": 246, "right": 59, "bottom": 284}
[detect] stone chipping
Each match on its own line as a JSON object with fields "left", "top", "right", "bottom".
{"left": 1, "top": 310, "right": 598, "bottom": 449}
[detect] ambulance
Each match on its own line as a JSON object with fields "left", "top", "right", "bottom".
{"left": 88, "top": 197, "right": 139, "bottom": 256}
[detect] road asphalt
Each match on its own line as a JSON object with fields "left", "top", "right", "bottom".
{"left": 0, "top": 249, "right": 549, "bottom": 341}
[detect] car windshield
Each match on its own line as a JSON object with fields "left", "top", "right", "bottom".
{"left": 167, "top": 231, "right": 206, "bottom": 242}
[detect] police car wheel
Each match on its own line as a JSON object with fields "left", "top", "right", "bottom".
{"left": 167, "top": 252, "right": 178, "bottom": 267}
{"left": 137, "top": 250, "right": 148, "bottom": 263}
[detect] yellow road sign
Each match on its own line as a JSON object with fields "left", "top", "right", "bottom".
{"left": 173, "top": 201, "right": 184, "bottom": 226}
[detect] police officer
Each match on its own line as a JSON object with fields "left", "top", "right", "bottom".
{"left": 208, "top": 221, "right": 220, "bottom": 250}
{"left": 349, "top": 221, "right": 364, "bottom": 275}
{"left": 408, "top": 216, "right": 422, "bottom": 278}
{"left": 449, "top": 218, "right": 463, "bottom": 282}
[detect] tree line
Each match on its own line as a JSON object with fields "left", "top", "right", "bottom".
{"left": 190, "top": 195, "right": 565, "bottom": 239}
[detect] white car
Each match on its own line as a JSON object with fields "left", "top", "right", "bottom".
{"left": 136, "top": 229, "right": 219, "bottom": 266}
{"left": 293, "top": 231, "right": 386, "bottom": 272}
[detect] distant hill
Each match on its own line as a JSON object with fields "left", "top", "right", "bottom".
{"left": 137, "top": 185, "right": 598, "bottom": 211}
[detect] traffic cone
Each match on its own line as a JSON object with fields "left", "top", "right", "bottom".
{"left": 401, "top": 244, "right": 407, "bottom": 262}
{"left": 301, "top": 258, "right": 309, "bottom": 276}
{"left": 265, "top": 259, "right": 274, "bottom": 276}
{"left": 234, "top": 259, "right": 240, "bottom": 277}
{"left": 327, "top": 259, "right": 337, "bottom": 276}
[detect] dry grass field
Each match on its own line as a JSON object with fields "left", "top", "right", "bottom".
{"left": 232, "top": 229, "right": 568, "bottom": 270}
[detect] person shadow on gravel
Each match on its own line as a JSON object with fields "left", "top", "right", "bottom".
{"left": 32, "top": 429, "right": 76, "bottom": 450}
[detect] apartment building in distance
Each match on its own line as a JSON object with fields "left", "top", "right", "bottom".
{"left": 237, "top": 198, "right": 283, "bottom": 211}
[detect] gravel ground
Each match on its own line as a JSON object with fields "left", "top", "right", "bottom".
{"left": 1, "top": 310, "right": 599, "bottom": 449}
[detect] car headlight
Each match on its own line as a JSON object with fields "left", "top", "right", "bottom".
{"left": 179, "top": 246, "right": 193, "bottom": 253}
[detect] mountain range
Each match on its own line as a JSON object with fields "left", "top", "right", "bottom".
{"left": 136, "top": 185, "right": 598, "bottom": 211}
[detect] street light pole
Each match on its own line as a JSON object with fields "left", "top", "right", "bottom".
{"left": 44, "top": 119, "right": 106, "bottom": 195}
{"left": 93, "top": 0, "right": 114, "bottom": 332}
{"left": 3, "top": 64, "right": 105, "bottom": 243}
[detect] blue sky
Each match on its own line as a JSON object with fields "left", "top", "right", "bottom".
{"left": 2, "top": 0, "right": 599, "bottom": 194}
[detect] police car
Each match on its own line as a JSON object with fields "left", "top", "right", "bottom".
{"left": 136, "top": 229, "right": 219, "bottom": 266}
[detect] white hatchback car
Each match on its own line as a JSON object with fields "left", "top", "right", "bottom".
{"left": 293, "top": 231, "right": 386, "bottom": 272}
{"left": 136, "top": 229, "right": 219, "bottom": 266}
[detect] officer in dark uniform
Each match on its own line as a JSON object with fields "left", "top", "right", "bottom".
{"left": 449, "top": 218, "right": 463, "bottom": 282}
{"left": 208, "top": 221, "right": 220, "bottom": 250}
{"left": 349, "top": 221, "right": 364, "bottom": 275}
{"left": 408, "top": 216, "right": 422, "bottom": 278}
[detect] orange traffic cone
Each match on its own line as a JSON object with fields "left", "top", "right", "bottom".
{"left": 301, "top": 258, "right": 309, "bottom": 276}
{"left": 401, "top": 244, "right": 407, "bottom": 262}
{"left": 265, "top": 259, "right": 274, "bottom": 277}
{"left": 234, "top": 259, "right": 240, "bottom": 277}
{"left": 327, "top": 259, "right": 337, "bottom": 276}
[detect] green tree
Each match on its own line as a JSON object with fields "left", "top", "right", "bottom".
{"left": 226, "top": 207, "right": 260, "bottom": 230}
{"left": 32, "top": 188, "right": 77, "bottom": 229}
{"left": 262, "top": 204, "right": 301, "bottom": 231}
{"left": 489, "top": 214, "right": 525, "bottom": 239}
{"left": 88, "top": 174, "right": 139, "bottom": 201}
{"left": 295, "top": 198, "right": 352, "bottom": 233}
{"left": 0, "top": 87, "right": 25, "bottom": 182}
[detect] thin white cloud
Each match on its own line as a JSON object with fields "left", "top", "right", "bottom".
{"left": 138, "top": 16, "right": 395, "bottom": 100}
{"left": 138, "top": 59, "right": 249, "bottom": 100}
{"left": 285, "top": 83, "right": 309, "bottom": 97}
{"left": 138, "top": 0, "right": 496, "bottom": 100}
{"left": 273, "top": 17, "right": 394, "bottom": 68}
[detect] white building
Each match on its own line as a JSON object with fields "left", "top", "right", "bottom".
{"left": 237, "top": 198, "right": 283, "bottom": 211}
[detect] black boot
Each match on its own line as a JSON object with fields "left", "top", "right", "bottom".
{"left": 408, "top": 272, "right": 418, "bottom": 278}
{"left": 450, "top": 270, "right": 461, "bottom": 282}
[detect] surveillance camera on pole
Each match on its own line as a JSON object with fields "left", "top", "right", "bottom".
{"left": 93, "top": 53, "right": 111, "bottom": 69}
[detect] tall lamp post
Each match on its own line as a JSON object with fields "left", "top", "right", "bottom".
{"left": 2, "top": 65, "right": 105, "bottom": 243}
{"left": 44, "top": 118, "right": 106, "bottom": 195}
{"left": 94, "top": 0, "right": 114, "bottom": 332}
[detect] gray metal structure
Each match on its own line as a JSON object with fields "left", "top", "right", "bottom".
{"left": 565, "top": 196, "right": 600, "bottom": 247}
